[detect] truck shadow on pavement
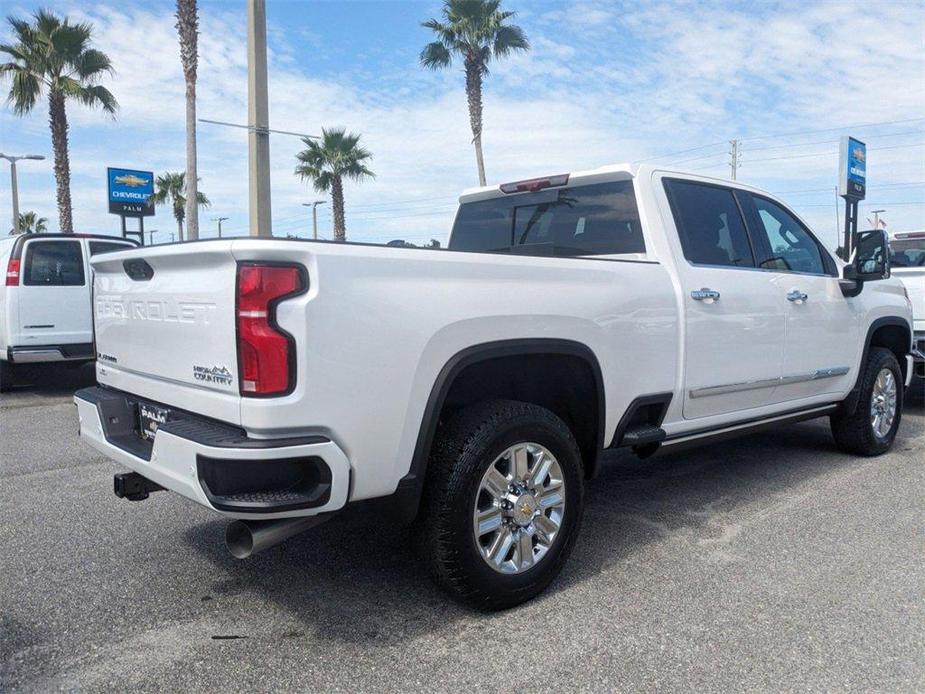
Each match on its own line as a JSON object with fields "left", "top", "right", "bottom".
{"left": 180, "top": 393, "right": 923, "bottom": 643}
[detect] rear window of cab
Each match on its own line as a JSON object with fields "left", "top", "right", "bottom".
{"left": 449, "top": 180, "right": 645, "bottom": 257}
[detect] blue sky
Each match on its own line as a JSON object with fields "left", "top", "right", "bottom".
{"left": 1, "top": 0, "right": 923, "bottom": 247}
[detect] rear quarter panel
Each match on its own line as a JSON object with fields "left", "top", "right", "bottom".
{"left": 231, "top": 240, "right": 678, "bottom": 501}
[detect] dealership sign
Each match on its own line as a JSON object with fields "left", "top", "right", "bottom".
{"left": 838, "top": 136, "right": 866, "bottom": 200}
{"left": 107, "top": 167, "right": 155, "bottom": 217}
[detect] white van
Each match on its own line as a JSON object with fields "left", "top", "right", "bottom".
{"left": 0, "top": 233, "right": 137, "bottom": 392}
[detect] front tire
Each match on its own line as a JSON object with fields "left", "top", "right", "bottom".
{"left": 831, "top": 347, "right": 903, "bottom": 456}
{"left": 417, "top": 400, "right": 585, "bottom": 610}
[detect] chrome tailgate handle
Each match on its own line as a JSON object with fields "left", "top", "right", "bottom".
{"left": 691, "top": 288, "right": 721, "bottom": 302}
{"left": 787, "top": 290, "right": 808, "bottom": 304}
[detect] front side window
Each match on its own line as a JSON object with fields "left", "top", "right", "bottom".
{"left": 749, "top": 196, "right": 826, "bottom": 275}
{"left": 23, "top": 241, "right": 85, "bottom": 286}
{"left": 664, "top": 179, "right": 755, "bottom": 268}
{"left": 449, "top": 180, "right": 645, "bottom": 257}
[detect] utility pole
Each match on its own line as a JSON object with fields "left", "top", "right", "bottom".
{"left": 302, "top": 200, "right": 327, "bottom": 239}
{"left": 728, "top": 139, "right": 741, "bottom": 180}
{"left": 213, "top": 216, "right": 229, "bottom": 238}
{"left": 247, "top": 0, "right": 272, "bottom": 237}
{"left": 0, "top": 153, "right": 44, "bottom": 234}
{"left": 869, "top": 209, "right": 886, "bottom": 231}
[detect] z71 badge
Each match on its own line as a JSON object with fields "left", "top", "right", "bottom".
{"left": 193, "top": 365, "right": 233, "bottom": 386}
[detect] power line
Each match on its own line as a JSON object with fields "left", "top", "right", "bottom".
{"left": 738, "top": 116, "right": 925, "bottom": 143}
{"left": 690, "top": 140, "right": 925, "bottom": 170}
{"left": 635, "top": 116, "right": 925, "bottom": 166}
{"left": 771, "top": 181, "right": 925, "bottom": 195}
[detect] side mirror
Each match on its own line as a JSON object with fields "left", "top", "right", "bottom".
{"left": 844, "top": 229, "right": 890, "bottom": 282}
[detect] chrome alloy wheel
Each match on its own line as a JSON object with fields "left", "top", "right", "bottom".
{"left": 870, "top": 368, "right": 898, "bottom": 439}
{"left": 473, "top": 442, "right": 566, "bottom": 574}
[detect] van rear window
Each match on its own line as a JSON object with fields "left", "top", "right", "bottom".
{"left": 449, "top": 180, "right": 645, "bottom": 257}
{"left": 23, "top": 240, "right": 85, "bottom": 286}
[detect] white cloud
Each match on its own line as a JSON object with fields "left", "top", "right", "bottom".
{"left": 0, "top": 0, "right": 923, "bottom": 243}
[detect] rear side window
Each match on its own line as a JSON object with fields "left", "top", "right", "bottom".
{"left": 450, "top": 181, "right": 645, "bottom": 257}
{"left": 664, "top": 179, "right": 755, "bottom": 268}
{"left": 23, "top": 240, "right": 85, "bottom": 286}
{"left": 89, "top": 241, "right": 134, "bottom": 256}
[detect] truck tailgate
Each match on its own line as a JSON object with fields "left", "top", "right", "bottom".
{"left": 91, "top": 242, "right": 241, "bottom": 424}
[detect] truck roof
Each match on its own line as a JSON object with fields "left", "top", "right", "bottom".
{"left": 457, "top": 163, "right": 790, "bottom": 205}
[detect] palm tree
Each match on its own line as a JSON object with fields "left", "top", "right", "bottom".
{"left": 175, "top": 0, "right": 200, "bottom": 240}
{"left": 9, "top": 211, "right": 48, "bottom": 235}
{"left": 150, "top": 171, "right": 210, "bottom": 241}
{"left": 420, "top": 0, "right": 528, "bottom": 186}
{"left": 295, "top": 128, "right": 375, "bottom": 242}
{"left": 0, "top": 10, "right": 117, "bottom": 233}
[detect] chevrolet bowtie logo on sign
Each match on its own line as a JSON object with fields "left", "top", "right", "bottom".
{"left": 113, "top": 174, "right": 150, "bottom": 188}
{"left": 107, "top": 166, "right": 156, "bottom": 217}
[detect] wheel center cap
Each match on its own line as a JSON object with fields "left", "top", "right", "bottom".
{"left": 508, "top": 493, "right": 537, "bottom": 526}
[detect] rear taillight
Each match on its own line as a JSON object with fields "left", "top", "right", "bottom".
{"left": 5, "top": 258, "right": 20, "bottom": 286}
{"left": 236, "top": 264, "right": 305, "bottom": 396}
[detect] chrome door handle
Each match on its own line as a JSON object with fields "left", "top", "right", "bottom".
{"left": 691, "top": 288, "right": 721, "bottom": 303}
{"left": 787, "top": 290, "right": 808, "bottom": 304}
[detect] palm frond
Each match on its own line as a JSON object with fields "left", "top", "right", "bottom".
{"left": 492, "top": 23, "right": 528, "bottom": 57}
{"left": 7, "top": 68, "right": 40, "bottom": 114}
{"left": 70, "top": 47, "right": 113, "bottom": 79}
{"left": 76, "top": 83, "right": 118, "bottom": 114}
{"left": 420, "top": 40, "right": 452, "bottom": 69}
{"left": 295, "top": 128, "right": 374, "bottom": 191}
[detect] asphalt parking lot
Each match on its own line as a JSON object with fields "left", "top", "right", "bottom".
{"left": 1, "top": 367, "right": 923, "bottom": 692}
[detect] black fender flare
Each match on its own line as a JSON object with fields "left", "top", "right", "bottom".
{"left": 843, "top": 316, "right": 912, "bottom": 413}
{"left": 393, "top": 338, "right": 606, "bottom": 519}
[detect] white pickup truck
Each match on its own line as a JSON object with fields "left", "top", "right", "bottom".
{"left": 75, "top": 165, "right": 914, "bottom": 609}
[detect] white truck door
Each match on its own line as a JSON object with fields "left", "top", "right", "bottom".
{"left": 661, "top": 178, "right": 787, "bottom": 419}
{"left": 16, "top": 237, "right": 92, "bottom": 346}
{"left": 742, "top": 194, "right": 858, "bottom": 402}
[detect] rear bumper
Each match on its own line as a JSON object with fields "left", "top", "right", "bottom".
{"left": 74, "top": 386, "right": 351, "bottom": 519}
{"left": 8, "top": 342, "right": 94, "bottom": 363}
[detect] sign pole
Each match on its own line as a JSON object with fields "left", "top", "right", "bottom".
{"left": 837, "top": 136, "right": 866, "bottom": 261}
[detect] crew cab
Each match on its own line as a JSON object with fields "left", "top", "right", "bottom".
{"left": 74, "top": 165, "right": 914, "bottom": 609}
{"left": 0, "top": 233, "right": 137, "bottom": 392}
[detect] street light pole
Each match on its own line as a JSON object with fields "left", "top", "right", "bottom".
{"left": 0, "top": 153, "right": 45, "bottom": 234}
{"left": 213, "top": 216, "right": 229, "bottom": 238}
{"left": 247, "top": 0, "right": 272, "bottom": 238}
{"left": 146, "top": 229, "right": 159, "bottom": 245}
{"left": 302, "top": 200, "right": 327, "bottom": 239}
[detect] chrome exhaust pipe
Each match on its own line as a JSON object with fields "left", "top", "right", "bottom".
{"left": 225, "top": 515, "right": 329, "bottom": 559}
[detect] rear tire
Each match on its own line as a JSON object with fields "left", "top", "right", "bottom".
{"left": 0, "top": 360, "right": 14, "bottom": 393}
{"left": 416, "top": 400, "right": 584, "bottom": 611}
{"left": 831, "top": 347, "right": 903, "bottom": 456}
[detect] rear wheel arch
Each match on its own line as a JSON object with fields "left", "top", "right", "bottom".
{"left": 401, "top": 339, "right": 605, "bottom": 518}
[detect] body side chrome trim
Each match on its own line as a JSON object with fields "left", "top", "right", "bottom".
{"left": 690, "top": 366, "right": 850, "bottom": 399}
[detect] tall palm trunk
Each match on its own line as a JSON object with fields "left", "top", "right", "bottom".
{"left": 331, "top": 175, "right": 346, "bottom": 242}
{"left": 177, "top": 0, "right": 199, "bottom": 241}
{"left": 465, "top": 59, "right": 486, "bottom": 187}
{"left": 183, "top": 79, "right": 198, "bottom": 240}
{"left": 175, "top": 207, "right": 184, "bottom": 242}
{"left": 48, "top": 91, "right": 74, "bottom": 233}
